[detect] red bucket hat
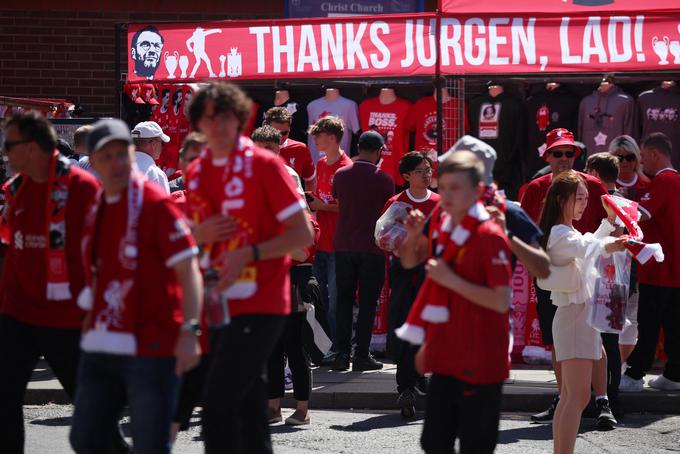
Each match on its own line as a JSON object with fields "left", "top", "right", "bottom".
{"left": 124, "top": 84, "right": 145, "bottom": 104}
{"left": 542, "top": 128, "right": 580, "bottom": 161}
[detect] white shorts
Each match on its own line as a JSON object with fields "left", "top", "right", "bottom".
{"left": 553, "top": 303, "right": 602, "bottom": 362}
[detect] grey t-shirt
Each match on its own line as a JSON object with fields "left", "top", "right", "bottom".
{"left": 577, "top": 85, "right": 636, "bottom": 155}
{"left": 637, "top": 86, "right": 680, "bottom": 170}
{"left": 307, "top": 95, "right": 360, "bottom": 163}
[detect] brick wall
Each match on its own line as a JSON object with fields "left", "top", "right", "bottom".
{"left": 0, "top": 5, "right": 282, "bottom": 117}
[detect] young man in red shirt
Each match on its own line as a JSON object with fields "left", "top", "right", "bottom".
{"left": 185, "top": 82, "right": 314, "bottom": 453}
{"left": 621, "top": 133, "right": 680, "bottom": 392}
{"left": 306, "top": 116, "right": 353, "bottom": 352}
{"left": 68, "top": 119, "right": 203, "bottom": 453}
{"left": 265, "top": 107, "right": 316, "bottom": 192}
{"left": 397, "top": 151, "right": 513, "bottom": 453}
{"left": 0, "top": 112, "right": 100, "bottom": 453}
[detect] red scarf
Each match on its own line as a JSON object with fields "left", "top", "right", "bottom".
{"left": 3, "top": 151, "right": 73, "bottom": 300}
{"left": 77, "top": 172, "right": 145, "bottom": 355}
{"left": 396, "top": 202, "right": 490, "bottom": 345}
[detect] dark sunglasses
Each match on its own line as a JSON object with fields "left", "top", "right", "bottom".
{"left": 616, "top": 154, "right": 636, "bottom": 162}
{"left": 3, "top": 139, "right": 31, "bottom": 152}
{"left": 550, "top": 150, "right": 575, "bottom": 159}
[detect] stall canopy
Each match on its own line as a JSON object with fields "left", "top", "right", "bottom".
{"left": 127, "top": 5, "right": 680, "bottom": 82}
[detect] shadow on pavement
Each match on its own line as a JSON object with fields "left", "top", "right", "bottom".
{"left": 329, "top": 412, "right": 424, "bottom": 432}
{"left": 498, "top": 423, "right": 553, "bottom": 444}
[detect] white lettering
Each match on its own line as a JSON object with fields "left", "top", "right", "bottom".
{"left": 345, "top": 22, "right": 369, "bottom": 70}
{"left": 608, "top": 16, "right": 632, "bottom": 63}
{"left": 511, "top": 17, "right": 536, "bottom": 64}
{"left": 297, "top": 25, "right": 320, "bottom": 72}
{"left": 401, "top": 20, "right": 415, "bottom": 67}
{"left": 415, "top": 19, "right": 437, "bottom": 67}
{"left": 582, "top": 17, "right": 607, "bottom": 63}
{"left": 272, "top": 26, "right": 295, "bottom": 73}
{"left": 464, "top": 18, "right": 486, "bottom": 66}
{"left": 369, "top": 21, "right": 390, "bottom": 69}
{"left": 560, "top": 17, "right": 581, "bottom": 64}
{"left": 320, "top": 23, "right": 344, "bottom": 71}
{"left": 488, "top": 18, "right": 510, "bottom": 65}
{"left": 440, "top": 18, "right": 463, "bottom": 66}
{"left": 249, "top": 26, "right": 270, "bottom": 73}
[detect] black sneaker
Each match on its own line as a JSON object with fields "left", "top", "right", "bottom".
{"left": 329, "top": 352, "right": 350, "bottom": 371}
{"left": 397, "top": 389, "right": 416, "bottom": 419}
{"left": 531, "top": 395, "right": 559, "bottom": 423}
{"left": 414, "top": 376, "right": 429, "bottom": 396}
{"left": 352, "top": 353, "right": 383, "bottom": 371}
{"left": 595, "top": 398, "right": 617, "bottom": 431}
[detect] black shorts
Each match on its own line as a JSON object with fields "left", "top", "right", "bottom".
{"left": 535, "top": 281, "right": 557, "bottom": 346}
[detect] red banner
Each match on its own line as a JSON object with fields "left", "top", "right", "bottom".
{"left": 128, "top": 12, "right": 680, "bottom": 82}
{"left": 440, "top": 0, "right": 677, "bottom": 15}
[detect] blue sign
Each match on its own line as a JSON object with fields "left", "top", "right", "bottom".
{"left": 285, "top": 0, "right": 424, "bottom": 18}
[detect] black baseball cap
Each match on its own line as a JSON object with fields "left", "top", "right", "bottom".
{"left": 87, "top": 119, "right": 133, "bottom": 154}
{"left": 358, "top": 130, "right": 385, "bottom": 151}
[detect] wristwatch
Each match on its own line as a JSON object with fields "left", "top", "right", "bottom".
{"left": 180, "top": 320, "right": 202, "bottom": 336}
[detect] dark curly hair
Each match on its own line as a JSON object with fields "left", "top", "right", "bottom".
{"left": 187, "top": 82, "right": 253, "bottom": 132}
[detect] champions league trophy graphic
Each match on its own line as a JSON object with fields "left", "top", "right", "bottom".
{"left": 219, "top": 55, "right": 227, "bottom": 77}
{"left": 652, "top": 36, "right": 670, "bottom": 65}
{"left": 227, "top": 48, "right": 242, "bottom": 78}
{"left": 164, "top": 51, "right": 179, "bottom": 78}
{"left": 670, "top": 41, "right": 680, "bottom": 64}
{"left": 179, "top": 55, "right": 189, "bottom": 79}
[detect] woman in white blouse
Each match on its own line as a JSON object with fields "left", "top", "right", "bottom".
{"left": 538, "top": 170, "right": 626, "bottom": 454}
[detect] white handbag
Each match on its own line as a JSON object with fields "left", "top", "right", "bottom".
{"left": 537, "top": 261, "right": 581, "bottom": 293}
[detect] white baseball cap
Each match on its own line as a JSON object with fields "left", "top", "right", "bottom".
{"left": 439, "top": 135, "right": 497, "bottom": 186}
{"left": 131, "top": 121, "right": 170, "bottom": 143}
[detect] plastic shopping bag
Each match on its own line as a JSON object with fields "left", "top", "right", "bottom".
{"left": 374, "top": 201, "right": 411, "bottom": 252}
{"left": 204, "top": 268, "right": 230, "bottom": 327}
{"left": 587, "top": 251, "right": 631, "bottom": 334}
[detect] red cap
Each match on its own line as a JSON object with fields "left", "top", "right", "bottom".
{"left": 124, "top": 84, "right": 145, "bottom": 104}
{"left": 543, "top": 128, "right": 580, "bottom": 160}
{"left": 142, "top": 84, "right": 159, "bottom": 105}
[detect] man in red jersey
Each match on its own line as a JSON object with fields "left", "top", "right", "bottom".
{"left": 0, "top": 112, "right": 100, "bottom": 453}
{"left": 68, "top": 119, "right": 203, "bottom": 453}
{"left": 185, "top": 82, "right": 313, "bottom": 453}
{"left": 621, "top": 133, "right": 680, "bottom": 392}
{"left": 520, "top": 128, "right": 609, "bottom": 425}
{"left": 265, "top": 106, "right": 316, "bottom": 192}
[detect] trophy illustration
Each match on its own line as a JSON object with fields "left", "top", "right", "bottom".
{"left": 219, "top": 55, "right": 227, "bottom": 78}
{"left": 164, "top": 51, "right": 179, "bottom": 78}
{"left": 670, "top": 41, "right": 680, "bottom": 64}
{"left": 179, "top": 55, "right": 189, "bottom": 78}
{"left": 652, "top": 36, "right": 670, "bottom": 65}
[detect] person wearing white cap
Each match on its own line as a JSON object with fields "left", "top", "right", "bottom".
{"left": 131, "top": 121, "right": 171, "bottom": 194}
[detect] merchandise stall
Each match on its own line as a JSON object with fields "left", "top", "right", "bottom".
{"left": 123, "top": 2, "right": 680, "bottom": 357}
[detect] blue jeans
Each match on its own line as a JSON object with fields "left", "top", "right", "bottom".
{"left": 70, "top": 352, "right": 179, "bottom": 454}
{"left": 313, "top": 250, "right": 337, "bottom": 345}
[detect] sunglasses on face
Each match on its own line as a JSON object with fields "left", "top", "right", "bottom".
{"left": 616, "top": 154, "right": 636, "bottom": 162}
{"left": 549, "top": 150, "right": 575, "bottom": 159}
{"left": 2, "top": 139, "right": 31, "bottom": 152}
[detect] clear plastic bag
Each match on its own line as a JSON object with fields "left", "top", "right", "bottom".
{"left": 204, "top": 268, "right": 230, "bottom": 327}
{"left": 374, "top": 201, "right": 411, "bottom": 252}
{"left": 587, "top": 251, "right": 631, "bottom": 334}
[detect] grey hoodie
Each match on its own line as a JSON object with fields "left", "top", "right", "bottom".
{"left": 577, "top": 85, "right": 636, "bottom": 155}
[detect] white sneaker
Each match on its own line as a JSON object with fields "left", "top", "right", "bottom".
{"left": 621, "top": 362, "right": 628, "bottom": 376}
{"left": 619, "top": 374, "right": 644, "bottom": 392}
{"left": 648, "top": 375, "right": 680, "bottom": 391}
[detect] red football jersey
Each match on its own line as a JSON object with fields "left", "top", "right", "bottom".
{"left": 280, "top": 139, "right": 315, "bottom": 182}
{"left": 616, "top": 173, "right": 650, "bottom": 202}
{"left": 0, "top": 167, "right": 99, "bottom": 328}
{"left": 520, "top": 172, "right": 607, "bottom": 234}
{"left": 383, "top": 189, "right": 441, "bottom": 217}
{"left": 423, "top": 220, "right": 513, "bottom": 384}
{"left": 359, "top": 97, "right": 412, "bottom": 186}
{"left": 408, "top": 96, "right": 469, "bottom": 155}
{"left": 86, "top": 182, "right": 197, "bottom": 357}
{"left": 637, "top": 168, "right": 680, "bottom": 287}
{"left": 185, "top": 139, "right": 306, "bottom": 316}
{"left": 314, "top": 152, "right": 353, "bottom": 252}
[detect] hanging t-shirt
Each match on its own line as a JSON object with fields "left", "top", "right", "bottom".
{"left": 359, "top": 96, "right": 412, "bottom": 186}
{"left": 280, "top": 139, "right": 315, "bottom": 183}
{"left": 525, "top": 87, "right": 580, "bottom": 179}
{"left": 637, "top": 86, "right": 680, "bottom": 170}
{"left": 314, "top": 152, "right": 353, "bottom": 252}
{"left": 307, "top": 95, "right": 360, "bottom": 162}
{"left": 0, "top": 167, "right": 99, "bottom": 329}
{"left": 577, "top": 85, "right": 636, "bottom": 155}
{"left": 469, "top": 92, "right": 526, "bottom": 200}
{"left": 257, "top": 99, "right": 309, "bottom": 143}
{"left": 408, "top": 95, "right": 468, "bottom": 157}
{"left": 86, "top": 184, "right": 197, "bottom": 357}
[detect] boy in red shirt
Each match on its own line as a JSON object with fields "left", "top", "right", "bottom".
{"left": 68, "top": 119, "right": 203, "bottom": 453}
{"left": 185, "top": 82, "right": 313, "bottom": 453}
{"left": 0, "top": 112, "right": 100, "bottom": 453}
{"left": 396, "top": 151, "right": 513, "bottom": 454}
{"left": 306, "top": 116, "right": 353, "bottom": 350}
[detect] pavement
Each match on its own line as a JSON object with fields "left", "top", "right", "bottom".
{"left": 26, "top": 359, "right": 680, "bottom": 414}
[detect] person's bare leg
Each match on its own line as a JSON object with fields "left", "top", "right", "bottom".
{"left": 289, "top": 400, "right": 309, "bottom": 422}
{"left": 592, "top": 345, "right": 608, "bottom": 397}
{"left": 268, "top": 398, "right": 281, "bottom": 421}
{"left": 556, "top": 359, "right": 593, "bottom": 454}
{"left": 553, "top": 349, "right": 562, "bottom": 391}
{"left": 552, "top": 360, "right": 567, "bottom": 454}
